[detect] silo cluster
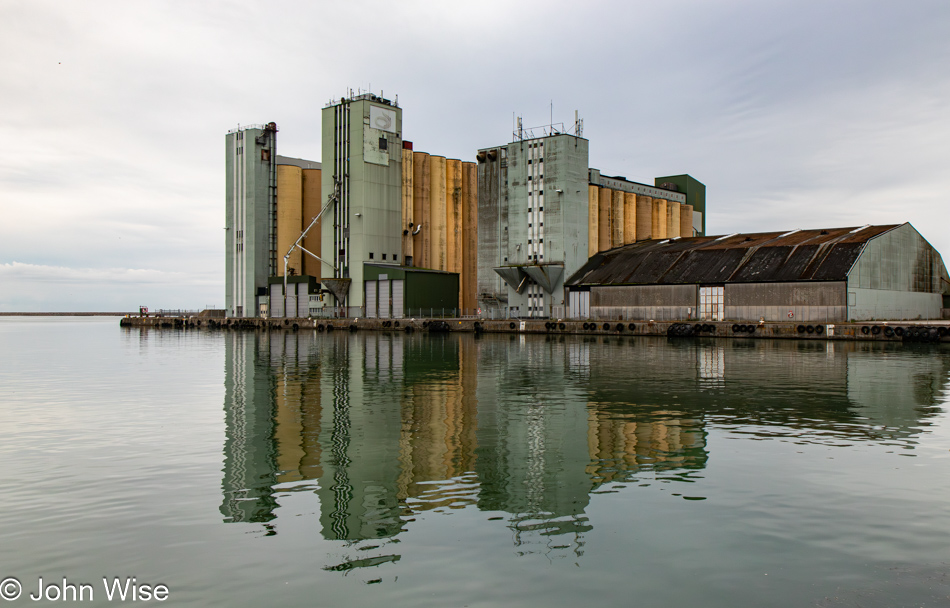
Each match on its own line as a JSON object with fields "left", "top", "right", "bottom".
{"left": 402, "top": 146, "right": 478, "bottom": 311}
{"left": 587, "top": 185, "right": 694, "bottom": 256}
{"left": 276, "top": 164, "right": 323, "bottom": 279}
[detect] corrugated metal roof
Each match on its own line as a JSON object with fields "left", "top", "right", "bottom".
{"left": 567, "top": 225, "right": 901, "bottom": 286}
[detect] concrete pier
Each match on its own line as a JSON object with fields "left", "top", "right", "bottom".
{"left": 119, "top": 316, "right": 950, "bottom": 342}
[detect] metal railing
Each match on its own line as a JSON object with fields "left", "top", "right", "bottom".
{"left": 155, "top": 309, "right": 201, "bottom": 317}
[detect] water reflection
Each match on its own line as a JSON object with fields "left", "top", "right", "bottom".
{"left": 220, "top": 332, "right": 949, "bottom": 566}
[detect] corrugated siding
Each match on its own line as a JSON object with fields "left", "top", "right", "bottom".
{"left": 592, "top": 284, "right": 696, "bottom": 307}
{"left": 849, "top": 224, "right": 949, "bottom": 293}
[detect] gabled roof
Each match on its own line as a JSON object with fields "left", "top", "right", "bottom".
{"left": 567, "top": 225, "right": 901, "bottom": 286}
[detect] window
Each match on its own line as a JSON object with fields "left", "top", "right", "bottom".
{"left": 382, "top": 254, "right": 387, "bottom": 260}
{"left": 393, "top": 254, "right": 398, "bottom": 262}
{"left": 369, "top": 252, "right": 374, "bottom": 259}
{"left": 378, "top": 137, "right": 388, "bottom": 151}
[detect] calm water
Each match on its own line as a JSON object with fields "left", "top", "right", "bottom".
{"left": 2, "top": 318, "right": 950, "bottom": 607}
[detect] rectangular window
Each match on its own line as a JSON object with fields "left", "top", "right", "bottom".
{"left": 369, "top": 252, "right": 374, "bottom": 259}
{"left": 378, "top": 137, "right": 388, "bottom": 151}
{"left": 382, "top": 253, "right": 387, "bottom": 260}
{"left": 393, "top": 254, "right": 398, "bottom": 262}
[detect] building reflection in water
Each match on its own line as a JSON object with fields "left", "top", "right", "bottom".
{"left": 221, "top": 331, "right": 949, "bottom": 565}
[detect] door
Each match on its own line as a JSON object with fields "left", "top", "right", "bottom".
{"left": 699, "top": 286, "right": 724, "bottom": 321}
{"left": 297, "top": 283, "right": 309, "bottom": 318}
{"left": 379, "top": 279, "right": 390, "bottom": 318}
{"left": 392, "top": 280, "right": 404, "bottom": 319}
{"left": 366, "top": 281, "right": 377, "bottom": 318}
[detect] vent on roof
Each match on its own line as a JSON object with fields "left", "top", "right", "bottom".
{"left": 715, "top": 233, "right": 739, "bottom": 241}
{"left": 849, "top": 224, "right": 871, "bottom": 234}
{"left": 778, "top": 229, "right": 801, "bottom": 238}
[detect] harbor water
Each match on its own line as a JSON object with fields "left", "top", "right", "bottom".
{"left": 1, "top": 317, "right": 950, "bottom": 606}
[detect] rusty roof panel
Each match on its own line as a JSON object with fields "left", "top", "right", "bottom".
{"left": 811, "top": 243, "right": 866, "bottom": 280}
{"left": 664, "top": 249, "right": 749, "bottom": 283}
{"left": 567, "top": 225, "right": 902, "bottom": 286}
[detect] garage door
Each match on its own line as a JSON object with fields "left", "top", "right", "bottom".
{"left": 392, "top": 280, "right": 404, "bottom": 319}
{"left": 366, "top": 281, "right": 377, "bottom": 318}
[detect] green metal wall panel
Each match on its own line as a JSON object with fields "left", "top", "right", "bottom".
{"left": 655, "top": 174, "right": 706, "bottom": 235}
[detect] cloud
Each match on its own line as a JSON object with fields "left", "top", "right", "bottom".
{"left": 1, "top": 0, "right": 950, "bottom": 310}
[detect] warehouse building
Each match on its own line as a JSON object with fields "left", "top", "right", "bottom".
{"left": 566, "top": 223, "right": 949, "bottom": 322}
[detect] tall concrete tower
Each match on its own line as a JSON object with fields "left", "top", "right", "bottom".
{"left": 477, "top": 132, "right": 590, "bottom": 317}
{"left": 225, "top": 122, "right": 277, "bottom": 318}
{"left": 321, "top": 93, "right": 403, "bottom": 308}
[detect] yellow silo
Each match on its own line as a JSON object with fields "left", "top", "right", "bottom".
{"left": 588, "top": 185, "right": 599, "bottom": 256}
{"left": 277, "top": 165, "right": 303, "bottom": 276}
{"left": 623, "top": 192, "right": 637, "bottom": 244}
{"left": 445, "top": 159, "right": 462, "bottom": 275}
{"left": 636, "top": 195, "right": 652, "bottom": 241}
{"left": 301, "top": 168, "right": 321, "bottom": 280}
{"left": 461, "top": 162, "right": 477, "bottom": 312}
{"left": 680, "top": 204, "right": 694, "bottom": 237}
{"left": 668, "top": 202, "right": 681, "bottom": 239}
{"left": 653, "top": 198, "right": 668, "bottom": 240}
{"left": 429, "top": 155, "right": 447, "bottom": 271}
{"left": 412, "top": 152, "right": 431, "bottom": 268}
{"left": 611, "top": 189, "right": 624, "bottom": 249}
{"left": 598, "top": 188, "right": 611, "bottom": 253}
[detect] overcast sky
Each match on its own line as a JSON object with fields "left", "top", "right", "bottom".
{"left": 1, "top": 0, "right": 948, "bottom": 311}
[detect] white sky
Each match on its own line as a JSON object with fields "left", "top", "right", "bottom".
{"left": 1, "top": 0, "right": 948, "bottom": 312}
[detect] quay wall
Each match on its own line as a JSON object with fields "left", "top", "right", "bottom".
{"left": 119, "top": 316, "right": 950, "bottom": 342}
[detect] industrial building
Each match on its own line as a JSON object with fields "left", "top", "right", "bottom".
{"left": 227, "top": 92, "right": 478, "bottom": 318}
{"left": 566, "top": 223, "right": 949, "bottom": 322}
{"left": 225, "top": 120, "right": 325, "bottom": 318}
{"left": 318, "top": 92, "right": 475, "bottom": 315}
{"left": 228, "top": 99, "right": 946, "bottom": 325}
{"left": 225, "top": 122, "right": 278, "bottom": 318}
{"left": 476, "top": 121, "right": 705, "bottom": 318}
